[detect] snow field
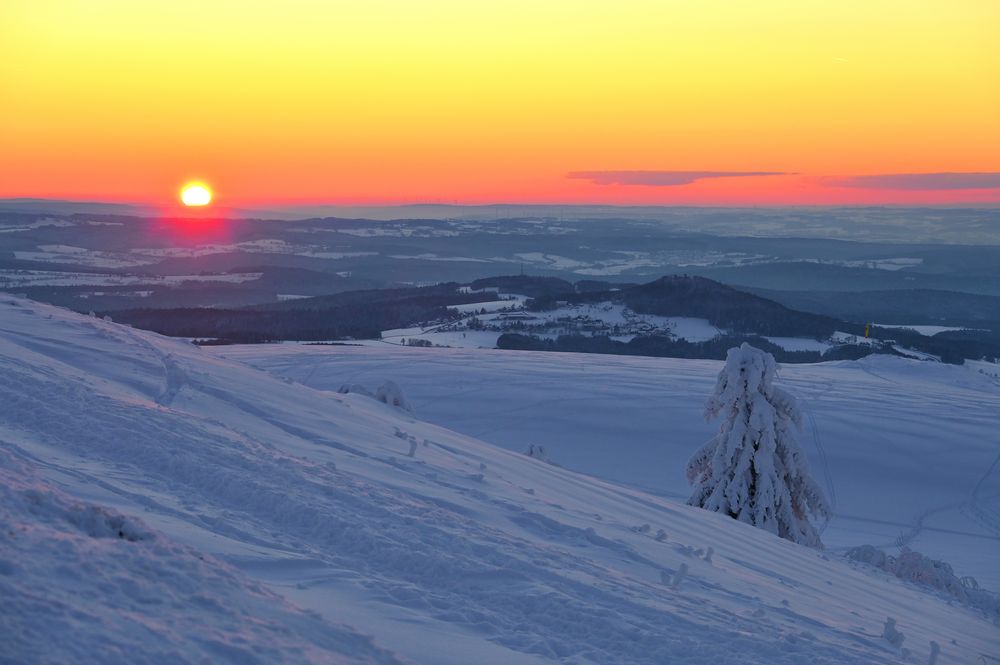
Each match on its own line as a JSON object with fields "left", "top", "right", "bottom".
{"left": 1, "top": 296, "right": 997, "bottom": 663}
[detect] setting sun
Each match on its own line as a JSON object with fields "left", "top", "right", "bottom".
{"left": 180, "top": 183, "right": 212, "bottom": 207}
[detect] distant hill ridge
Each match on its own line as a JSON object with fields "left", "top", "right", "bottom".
{"left": 106, "top": 274, "right": 1000, "bottom": 362}
{"left": 107, "top": 274, "right": 844, "bottom": 343}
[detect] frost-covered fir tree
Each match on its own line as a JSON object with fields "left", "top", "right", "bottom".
{"left": 686, "top": 343, "right": 830, "bottom": 547}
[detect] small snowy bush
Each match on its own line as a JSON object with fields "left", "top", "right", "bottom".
{"left": 686, "top": 343, "right": 830, "bottom": 548}
{"left": 338, "top": 381, "right": 413, "bottom": 413}
{"left": 846, "top": 545, "right": 1000, "bottom": 619}
{"left": 525, "top": 444, "right": 550, "bottom": 462}
{"left": 375, "top": 381, "right": 413, "bottom": 412}
{"left": 882, "top": 617, "right": 905, "bottom": 649}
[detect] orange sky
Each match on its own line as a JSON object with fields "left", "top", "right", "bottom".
{"left": 2, "top": 0, "right": 999, "bottom": 206}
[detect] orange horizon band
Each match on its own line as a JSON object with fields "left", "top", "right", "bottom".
{"left": 2, "top": 1, "right": 997, "bottom": 206}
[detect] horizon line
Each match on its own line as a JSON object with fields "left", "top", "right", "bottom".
{"left": 3, "top": 197, "right": 1000, "bottom": 213}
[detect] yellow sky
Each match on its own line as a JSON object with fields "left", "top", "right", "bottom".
{"left": 2, "top": 0, "right": 998, "bottom": 204}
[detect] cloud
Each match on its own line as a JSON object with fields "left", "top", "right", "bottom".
{"left": 829, "top": 173, "right": 1000, "bottom": 191}
{"left": 567, "top": 170, "right": 790, "bottom": 187}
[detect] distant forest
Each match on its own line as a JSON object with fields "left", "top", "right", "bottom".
{"left": 112, "top": 283, "right": 491, "bottom": 343}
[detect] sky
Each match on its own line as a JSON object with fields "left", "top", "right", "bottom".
{"left": 1, "top": 0, "right": 999, "bottom": 207}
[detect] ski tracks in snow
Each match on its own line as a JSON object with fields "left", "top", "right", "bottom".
{"left": 119, "top": 325, "right": 188, "bottom": 407}
{"left": 961, "top": 446, "right": 1000, "bottom": 538}
{"left": 796, "top": 378, "right": 838, "bottom": 528}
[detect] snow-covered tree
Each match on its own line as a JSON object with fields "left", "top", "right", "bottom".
{"left": 686, "top": 343, "right": 830, "bottom": 548}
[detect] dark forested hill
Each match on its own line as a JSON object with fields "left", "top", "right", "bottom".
{"left": 748, "top": 287, "right": 1000, "bottom": 328}
{"left": 523, "top": 275, "right": 843, "bottom": 339}
{"left": 111, "top": 283, "right": 496, "bottom": 342}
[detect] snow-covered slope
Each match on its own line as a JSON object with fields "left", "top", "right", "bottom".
{"left": 221, "top": 344, "right": 1000, "bottom": 592}
{"left": 2, "top": 297, "right": 997, "bottom": 664}
{"left": 0, "top": 447, "right": 402, "bottom": 665}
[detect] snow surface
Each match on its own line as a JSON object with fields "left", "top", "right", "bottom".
{"left": 378, "top": 327, "right": 503, "bottom": 349}
{"left": 0, "top": 446, "right": 402, "bottom": 665}
{"left": 448, "top": 297, "right": 527, "bottom": 314}
{"left": 876, "top": 324, "right": 975, "bottom": 337}
{"left": 222, "top": 344, "right": 1000, "bottom": 592}
{"left": 668, "top": 317, "right": 723, "bottom": 342}
{"left": 800, "top": 258, "right": 924, "bottom": 271}
{"left": 2, "top": 297, "right": 997, "bottom": 664}
{"left": 0, "top": 270, "right": 262, "bottom": 288}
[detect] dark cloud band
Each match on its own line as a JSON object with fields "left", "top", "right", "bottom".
{"left": 567, "top": 170, "right": 790, "bottom": 187}
{"left": 830, "top": 173, "right": 1000, "bottom": 191}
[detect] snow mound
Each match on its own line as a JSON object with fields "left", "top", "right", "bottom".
{"left": 0, "top": 446, "right": 402, "bottom": 665}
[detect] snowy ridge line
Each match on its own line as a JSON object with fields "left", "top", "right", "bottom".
{"left": 1, "top": 296, "right": 998, "bottom": 664}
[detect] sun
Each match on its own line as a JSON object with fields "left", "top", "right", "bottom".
{"left": 180, "top": 182, "right": 212, "bottom": 207}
